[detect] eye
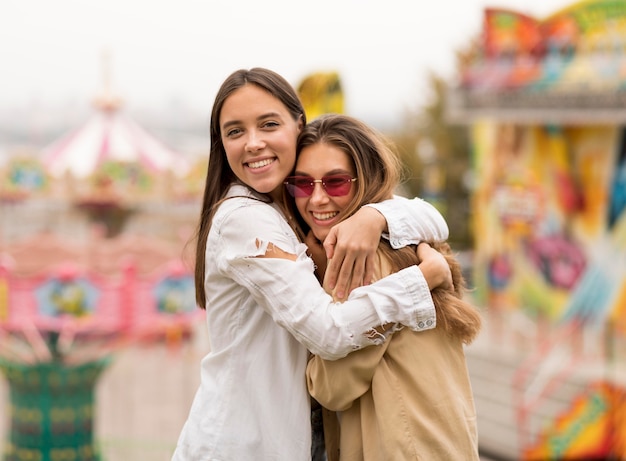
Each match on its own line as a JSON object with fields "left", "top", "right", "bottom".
{"left": 324, "top": 177, "right": 346, "bottom": 186}
{"left": 261, "top": 120, "right": 280, "bottom": 129}
{"left": 224, "top": 127, "right": 242, "bottom": 138}
{"left": 293, "top": 177, "right": 313, "bottom": 187}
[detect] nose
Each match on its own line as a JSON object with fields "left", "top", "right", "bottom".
{"left": 245, "top": 130, "right": 265, "bottom": 152}
{"left": 309, "top": 181, "right": 329, "bottom": 205}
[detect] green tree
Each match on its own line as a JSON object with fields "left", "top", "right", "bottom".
{"left": 391, "top": 73, "right": 473, "bottom": 250}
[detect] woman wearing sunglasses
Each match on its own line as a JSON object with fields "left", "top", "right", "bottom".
{"left": 290, "top": 113, "right": 481, "bottom": 461}
{"left": 172, "top": 68, "right": 451, "bottom": 461}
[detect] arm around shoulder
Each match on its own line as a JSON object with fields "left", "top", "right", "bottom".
{"left": 214, "top": 206, "right": 436, "bottom": 359}
{"left": 365, "top": 195, "right": 449, "bottom": 248}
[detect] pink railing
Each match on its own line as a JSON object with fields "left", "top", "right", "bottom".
{"left": 0, "top": 232, "right": 202, "bottom": 364}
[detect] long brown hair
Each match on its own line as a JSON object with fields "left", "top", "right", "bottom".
{"left": 379, "top": 240, "right": 481, "bottom": 344}
{"left": 193, "top": 68, "right": 306, "bottom": 308}
{"left": 294, "top": 114, "right": 481, "bottom": 343}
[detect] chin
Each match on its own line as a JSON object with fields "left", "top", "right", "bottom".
{"left": 313, "top": 229, "right": 329, "bottom": 242}
{"left": 251, "top": 180, "right": 280, "bottom": 195}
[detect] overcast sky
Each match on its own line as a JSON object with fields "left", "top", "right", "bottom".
{"left": 2, "top": 0, "right": 574, "bottom": 129}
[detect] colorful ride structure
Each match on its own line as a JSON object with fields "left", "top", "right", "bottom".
{"left": 448, "top": 1, "right": 626, "bottom": 459}
{"left": 0, "top": 76, "right": 204, "bottom": 460}
{"left": 0, "top": 62, "right": 348, "bottom": 461}
{"left": 0, "top": 231, "right": 201, "bottom": 461}
{"left": 0, "top": 69, "right": 207, "bottom": 242}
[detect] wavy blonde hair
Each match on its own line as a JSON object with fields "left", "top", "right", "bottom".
{"left": 294, "top": 114, "right": 481, "bottom": 344}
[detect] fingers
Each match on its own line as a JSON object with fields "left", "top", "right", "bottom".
{"left": 323, "top": 209, "right": 383, "bottom": 299}
{"left": 416, "top": 242, "right": 433, "bottom": 261}
{"left": 417, "top": 242, "right": 452, "bottom": 291}
{"left": 363, "top": 255, "right": 375, "bottom": 286}
{"left": 323, "top": 228, "right": 338, "bottom": 260}
{"left": 323, "top": 249, "right": 341, "bottom": 291}
{"left": 333, "top": 252, "right": 357, "bottom": 301}
{"left": 325, "top": 251, "right": 376, "bottom": 301}
{"left": 343, "top": 253, "right": 374, "bottom": 299}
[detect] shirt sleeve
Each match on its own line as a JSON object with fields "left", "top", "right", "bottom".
{"left": 214, "top": 203, "right": 436, "bottom": 360}
{"left": 307, "top": 338, "right": 390, "bottom": 411}
{"left": 365, "top": 195, "right": 449, "bottom": 248}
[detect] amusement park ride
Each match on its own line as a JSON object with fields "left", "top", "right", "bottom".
{"left": 449, "top": 1, "right": 626, "bottom": 459}
{"left": 0, "top": 57, "right": 206, "bottom": 460}
{"left": 0, "top": 54, "right": 349, "bottom": 461}
{"left": 2, "top": 1, "right": 626, "bottom": 458}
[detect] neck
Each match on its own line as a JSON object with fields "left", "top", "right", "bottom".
{"left": 268, "top": 186, "right": 284, "bottom": 203}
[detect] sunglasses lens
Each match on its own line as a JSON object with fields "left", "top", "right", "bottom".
{"left": 285, "top": 175, "right": 355, "bottom": 197}
{"left": 324, "top": 176, "right": 352, "bottom": 196}
{"left": 285, "top": 178, "right": 313, "bottom": 197}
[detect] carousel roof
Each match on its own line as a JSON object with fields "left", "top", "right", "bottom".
{"left": 41, "top": 96, "right": 189, "bottom": 179}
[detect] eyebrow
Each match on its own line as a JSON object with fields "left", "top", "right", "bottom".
{"left": 221, "top": 112, "right": 284, "bottom": 131}
{"left": 293, "top": 168, "right": 353, "bottom": 177}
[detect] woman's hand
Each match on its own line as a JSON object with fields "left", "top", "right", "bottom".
{"left": 417, "top": 242, "right": 452, "bottom": 291}
{"left": 323, "top": 206, "right": 386, "bottom": 300}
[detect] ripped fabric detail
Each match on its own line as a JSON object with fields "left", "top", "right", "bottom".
{"left": 246, "top": 238, "right": 309, "bottom": 260}
{"left": 363, "top": 325, "right": 395, "bottom": 344}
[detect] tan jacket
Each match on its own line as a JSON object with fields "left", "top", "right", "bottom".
{"left": 306, "top": 253, "right": 479, "bottom": 461}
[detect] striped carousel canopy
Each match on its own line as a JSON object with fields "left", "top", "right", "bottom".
{"left": 41, "top": 94, "right": 188, "bottom": 179}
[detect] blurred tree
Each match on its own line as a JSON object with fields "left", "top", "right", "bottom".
{"left": 391, "top": 72, "right": 473, "bottom": 250}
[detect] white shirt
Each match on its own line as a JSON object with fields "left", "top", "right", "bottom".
{"left": 172, "top": 184, "right": 448, "bottom": 461}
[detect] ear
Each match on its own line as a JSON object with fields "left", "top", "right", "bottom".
{"left": 297, "top": 114, "right": 304, "bottom": 132}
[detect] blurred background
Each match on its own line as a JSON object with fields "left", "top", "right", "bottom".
{"left": 1, "top": 0, "right": 626, "bottom": 460}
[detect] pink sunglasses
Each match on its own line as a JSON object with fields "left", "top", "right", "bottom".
{"left": 284, "top": 174, "right": 357, "bottom": 197}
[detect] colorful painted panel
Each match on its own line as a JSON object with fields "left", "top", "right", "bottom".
{"left": 471, "top": 122, "right": 625, "bottom": 325}
{"left": 0, "top": 158, "right": 47, "bottom": 202}
{"left": 450, "top": 0, "right": 626, "bottom": 122}
{"left": 524, "top": 382, "right": 626, "bottom": 460}
{"left": 153, "top": 275, "right": 195, "bottom": 315}
{"left": 35, "top": 278, "right": 99, "bottom": 319}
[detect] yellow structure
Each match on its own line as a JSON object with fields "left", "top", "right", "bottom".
{"left": 297, "top": 71, "right": 344, "bottom": 120}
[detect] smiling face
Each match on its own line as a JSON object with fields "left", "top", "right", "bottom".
{"left": 220, "top": 84, "right": 302, "bottom": 201}
{"left": 294, "top": 142, "right": 357, "bottom": 242}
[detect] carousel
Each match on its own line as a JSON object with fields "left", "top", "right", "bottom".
{"left": 0, "top": 69, "right": 206, "bottom": 460}
{"left": 0, "top": 69, "right": 205, "bottom": 242}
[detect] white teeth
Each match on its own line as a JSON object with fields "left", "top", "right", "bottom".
{"left": 247, "top": 158, "right": 274, "bottom": 169}
{"left": 312, "top": 211, "right": 338, "bottom": 221}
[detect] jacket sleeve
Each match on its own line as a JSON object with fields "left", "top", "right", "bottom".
{"left": 365, "top": 195, "right": 449, "bottom": 248}
{"left": 307, "top": 338, "right": 390, "bottom": 411}
{"left": 214, "top": 203, "right": 436, "bottom": 360}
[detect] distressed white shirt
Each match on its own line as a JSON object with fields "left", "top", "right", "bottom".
{"left": 172, "top": 185, "right": 447, "bottom": 461}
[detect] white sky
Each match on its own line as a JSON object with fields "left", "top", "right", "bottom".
{"left": 1, "top": 0, "right": 574, "bottom": 129}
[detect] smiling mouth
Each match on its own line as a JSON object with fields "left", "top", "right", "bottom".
{"left": 312, "top": 211, "right": 339, "bottom": 221}
{"left": 247, "top": 158, "right": 275, "bottom": 169}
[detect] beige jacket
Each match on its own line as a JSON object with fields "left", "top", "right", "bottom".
{"left": 306, "top": 252, "right": 479, "bottom": 461}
